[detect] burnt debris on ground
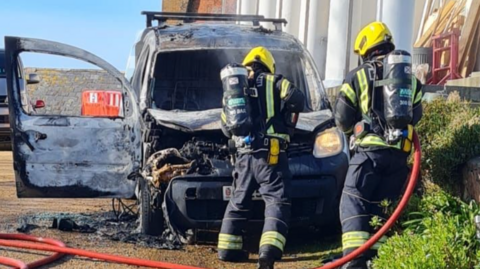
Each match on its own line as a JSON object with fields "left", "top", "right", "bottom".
{"left": 9, "top": 210, "right": 183, "bottom": 250}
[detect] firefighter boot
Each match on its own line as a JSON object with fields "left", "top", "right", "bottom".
{"left": 257, "top": 245, "right": 282, "bottom": 269}
{"left": 218, "top": 249, "right": 249, "bottom": 262}
{"left": 257, "top": 253, "right": 275, "bottom": 269}
{"left": 341, "top": 257, "right": 369, "bottom": 269}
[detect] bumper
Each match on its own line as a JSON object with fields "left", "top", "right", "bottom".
{"left": 164, "top": 152, "right": 349, "bottom": 231}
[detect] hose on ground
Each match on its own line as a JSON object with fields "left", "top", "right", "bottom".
{"left": 0, "top": 132, "right": 420, "bottom": 269}
{"left": 0, "top": 234, "right": 207, "bottom": 269}
{"left": 0, "top": 256, "right": 27, "bottom": 269}
{"left": 0, "top": 233, "right": 66, "bottom": 269}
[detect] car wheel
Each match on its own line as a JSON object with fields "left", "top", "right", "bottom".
{"left": 139, "top": 178, "right": 165, "bottom": 236}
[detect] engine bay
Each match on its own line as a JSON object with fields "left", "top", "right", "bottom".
{"left": 141, "top": 113, "right": 317, "bottom": 189}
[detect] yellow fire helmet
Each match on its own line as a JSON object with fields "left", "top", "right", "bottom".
{"left": 242, "top": 46, "right": 276, "bottom": 74}
{"left": 354, "top": 21, "right": 395, "bottom": 57}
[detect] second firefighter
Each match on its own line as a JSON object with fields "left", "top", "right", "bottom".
{"left": 217, "top": 46, "right": 305, "bottom": 269}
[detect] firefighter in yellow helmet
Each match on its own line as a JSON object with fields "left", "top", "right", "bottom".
{"left": 217, "top": 46, "right": 305, "bottom": 269}
{"left": 334, "top": 22, "right": 423, "bottom": 268}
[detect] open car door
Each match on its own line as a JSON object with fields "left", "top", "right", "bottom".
{"left": 5, "top": 37, "right": 142, "bottom": 198}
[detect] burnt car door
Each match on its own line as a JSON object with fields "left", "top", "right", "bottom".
{"left": 5, "top": 36, "right": 142, "bottom": 198}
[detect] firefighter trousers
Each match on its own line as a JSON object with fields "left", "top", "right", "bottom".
{"left": 218, "top": 150, "right": 292, "bottom": 260}
{"left": 340, "top": 148, "right": 409, "bottom": 268}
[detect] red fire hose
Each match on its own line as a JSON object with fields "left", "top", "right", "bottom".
{"left": 316, "top": 131, "right": 421, "bottom": 269}
{"left": 0, "top": 132, "right": 420, "bottom": 269}
{"left": 0, "top": 235, "right": 206, "bottom": 269}
{"left": 0, "top": 233, "right": 65, "bottom": 269}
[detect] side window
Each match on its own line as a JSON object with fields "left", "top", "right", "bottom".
{"left": 124, "top": 45, "right": 136, "bottom": 82}
{"left": 18, "top": 52, "right": 127, "bottom": 118}
{"left": 304, "top": 57, "right": 327, "bottom": 111}
{"left": 130, "top": 47, "right": 150, "bottom": 108}
{"left": 131, "top": 48, "right": 149, "bottom": 93}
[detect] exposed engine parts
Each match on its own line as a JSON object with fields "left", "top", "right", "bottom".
{"left": 142, "top": 138, "right": 230, "bottom": 187}
{"left": 142, "top": 148, "right": 192, "bottom": 188}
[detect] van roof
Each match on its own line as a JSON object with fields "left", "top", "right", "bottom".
{"left": 151, "top": 23, "right": 304, "bottom": 52}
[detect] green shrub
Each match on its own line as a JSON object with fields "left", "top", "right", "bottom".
{"left": 415, "top": 94, "right": 480, "bottom": 190}
{"left": 373, "top": 187, "right": 480, "bottom": 269}
{"left": 372, "top": 95, "right": 480, "bottom": 268}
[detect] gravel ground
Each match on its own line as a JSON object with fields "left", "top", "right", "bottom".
{"left": 0, "top": 151, "right": 341, "bottom": 269}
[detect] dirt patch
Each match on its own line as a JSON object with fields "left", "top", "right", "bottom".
{"left": 0, "top": 151, "right": 341, "bottom": 268}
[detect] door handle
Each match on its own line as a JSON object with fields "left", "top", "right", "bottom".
{"left": 15, "top": 129, "right": 47, "bottom": 151}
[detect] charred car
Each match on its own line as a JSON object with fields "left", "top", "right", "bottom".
{"left": 5, "top": 13, "right": 348, "bottom": 240}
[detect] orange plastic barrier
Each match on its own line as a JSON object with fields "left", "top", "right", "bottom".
{"left": 81, "top": 90, "right": 122, "bottom": 117}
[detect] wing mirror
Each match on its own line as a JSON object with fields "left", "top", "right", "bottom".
{"left": 34, "top": 100, "right": 45, "bottom": 109}
{"left": 27, "top": 73, "right": 40, "bottom": 85}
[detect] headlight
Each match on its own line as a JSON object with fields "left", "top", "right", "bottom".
{"left": 313, "top": 127, "right": 343, "bottom": 158}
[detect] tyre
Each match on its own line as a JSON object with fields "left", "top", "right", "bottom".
{"left": 139, "top": 178, "right": 165, "bottom": 236}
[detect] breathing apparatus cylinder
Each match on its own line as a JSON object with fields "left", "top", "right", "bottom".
{"left": 382, "top": 50, "right": 413, "bottom": 130}
{"left": 220, "top": 64, "right": 252, "bottom": 137}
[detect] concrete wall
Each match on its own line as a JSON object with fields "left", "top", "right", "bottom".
{"left": 25, "top": 68, "right": 122, "bottom": 116}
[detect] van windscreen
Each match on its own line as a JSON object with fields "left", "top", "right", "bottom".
{"left": 151, "top": 49, "right": 317, "bottom": 112}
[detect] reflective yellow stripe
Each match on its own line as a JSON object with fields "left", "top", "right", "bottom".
{"left": 340, "top": 83, "right": 357, "bottom": 106}
{"left": 260, "top": 231, "right": 286, "bottom": 251}
{"left": 414, "top": 89, "right": 423, "bottom": 104}
{"left": 343, "top": 240, "right": 368, "bottom": 250}
{"left": 342, "top": 231, "right": 369, "bottom": 250}
{"left": 342, "top": 233, "right": 388, "bottom": 251}
{"left": 221, "top": 111, "right": 227, "bottom": 123}
{"left": 280, "top": 79, "right": 290, "bottom": 99}
{"left": 358, "top": 69, "right": 369, "bottom": 114}
{"left": 414, "top": 91, "right": 423, "bottom": 103}
{"left": 265, "top": 75, "right": 290, "bottom": 142}
{"left": 357, "top": 135, "right": 388, "bottom": 147}
{"left": 411, "top": 77, "right": 417, "bottom": 102}
{"left": 342, "top": 231, "right": 370, "bottom": 241}
{"left": 218, "top": 233, "right": 243, "bottom": 243}
{"left": 357, "top": 134, "right": 403, "bottom": 149}
{"left": 267, "top": 125, "right": 275, "bottom": 134}
{"left": 411, "top": 77, "right": 423, "bottom": 104}
{"left": 218, "top": 242, "right": 243, "bottom": 250}
{"left": 218, "top": 233, "right": 243, "bottom": 250}
{"left": 266, "top": 75, "right": 275, "bottom": 121}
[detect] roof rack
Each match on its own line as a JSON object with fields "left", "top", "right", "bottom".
{"left": 141, "top": 11, "right": 288, "bottom": 31}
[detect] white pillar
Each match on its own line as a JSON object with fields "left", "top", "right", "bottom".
{"left": 237, "top": 0, "right": 242, "bottom": 14}
{"left": 276, "top": 0, "right": 282, "bottom": 18}
{"left": 240, "top": 0, "right": 258, "bottom": 15}
{"left": 258, "top": 0, "right": 278, "bottom": 29}
{"left": 298, "top": 0, "right": 309, "bottom": 43}
{"left": 306, "top": 0, "right": 330, "bottom": 79}
{"left": 381, "top": 0, "right": 415, "bottom": 52}
{"left": 376, "top": 0, "right": 383, "bottom": 21}
{"left": 325, "top": 0, "right": 351, "bottom": 87}
{"left": 281, "top": 0, "right": 301, "bottom": 38}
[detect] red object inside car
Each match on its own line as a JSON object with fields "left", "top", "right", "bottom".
{"left": 34, "top": 100, "right": 45, "bottom": 109}
{"left": 81, "top": 90, "right": 122, "bottom": 117}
